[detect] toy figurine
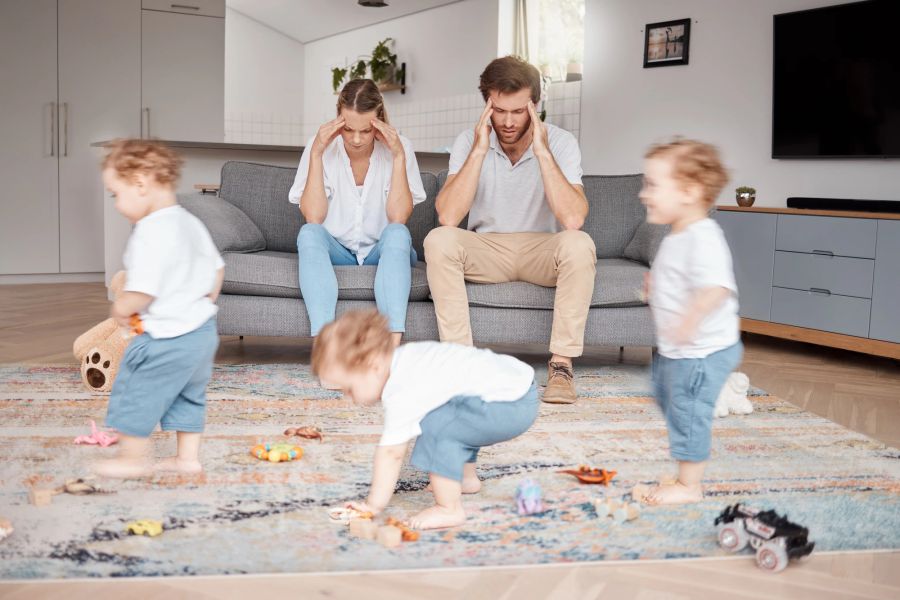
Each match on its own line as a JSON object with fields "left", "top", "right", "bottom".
{"left": 515, "top": 478, "right": 544, "bottom": 515}
{"left": 284, "top": 426, "right": 324, "bottom": 442}
{"left": 715, "top": 503, "right": 814, "bottom": 573}
{"left": 73, "top": 420, "right": 119, "bottom": 447}
{"left": 714, "top": 372, "right": 753, "bottom": 417}
{"left": 558, "top": 465, "right": 617, "bottom": 485}
{"left": 328, "top": 506, "right": 374, "bottom": 525}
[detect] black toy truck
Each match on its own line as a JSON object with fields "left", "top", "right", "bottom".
{"left": 715, "top": 503, "right": 815, "bottom": 572}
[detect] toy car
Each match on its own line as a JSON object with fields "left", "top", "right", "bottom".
{"left": 125, "top": 519, "right": 163, "bottom": 537}
{"left": 715, "top": 503, "right": 814, "bottom": 573}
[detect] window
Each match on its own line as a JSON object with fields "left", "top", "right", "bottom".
{"left": 518, "top": 0, "right": 585, "bottom": 82}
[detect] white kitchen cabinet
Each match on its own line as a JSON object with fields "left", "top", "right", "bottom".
{"left": 0, "top": 0, "right": 61, "bottom": 274}
{"left": 141, "top": 6, "right": 224, "bottom": 142}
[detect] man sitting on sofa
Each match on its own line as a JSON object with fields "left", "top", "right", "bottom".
{"left": 424, "top": 56, "right": 596, "bottom": 404}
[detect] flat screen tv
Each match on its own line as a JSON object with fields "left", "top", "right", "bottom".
{"left": 772, "top": 0, "right": 900, "bottom": 158}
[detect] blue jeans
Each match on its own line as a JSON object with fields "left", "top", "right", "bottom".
{"left": 652, "top": 342, "right": 743, "bottom": 462}
{"left": 297, "top": 223, "right": 417, "bottom": 335}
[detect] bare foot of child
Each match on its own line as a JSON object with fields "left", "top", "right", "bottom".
{"left": 156, "top": 457, "right": 203, "bottom": 474}
{"left": 643, "top": 481, "right": 703, "bottom": 505}
{"left": 408, "top": 505, "right": 466, "bottom": 530}
{"left": 93, "top": 458, "right": 152, "bottom": 479}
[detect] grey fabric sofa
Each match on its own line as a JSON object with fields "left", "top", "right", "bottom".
{"left": 180, "top": 161, "right": 666, "bottom": 348}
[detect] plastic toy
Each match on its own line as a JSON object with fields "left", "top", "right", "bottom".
{"left": 328, "top": 506, "right": 374, "bottom": 525}
{"left": 558, "top": 465, "right": 617, "bottom": 485}
{"left": 715, "top": 503, "right": 814, "bottom": 573}
{"left": 0, "top": 518, "right": 13, "bottom": 541}
{"left": 56, "top": 477, "right": 116, "bottom": 496}
{"left": 385, "top": 517, "right": 420, "bottom": 542}
{"left": 593, "top": 497, "right": 640, "bottom": 523}
{"left": 376, "top": 525, "right": 402, "bottom": 548}
{"left": 515, "top": 478, "right": 544, "bottom": 515}
{"left": 349, "top": 518, "right": 378, "bottom": 540}
{"left": 73, "top": 420, "right": 119, "bottom": 447}
{"left": 250, "top": 442, "right": 303, "bottom": 462}
{"left": 28, "top": 488, "right": 54, "bottom": 507}
{"left": 284, "top": 426, "right": 324, "bottom": 442}
{"left": 714, "top": 372, "right": 753, "bottom": 418}
{"left": 126, "top": 519, "right": 164, "bottom": 537}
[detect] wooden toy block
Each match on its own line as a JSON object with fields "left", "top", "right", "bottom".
{"left": 349, "top": 518, "right": 378, "bottom": 540}
{"left": 376, "top": 525, "right": 402, "bottom": 548}
{"left": 28, "top": 488, "right": 54, "bottom": 507}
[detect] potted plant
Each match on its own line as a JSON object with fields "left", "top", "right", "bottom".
{"left": 331, "top": 67, "right": 348, "bottom": 94}
{"left": 369, "top": 38, "right": 397, "bottom": 85}
{"left": 736, "top": 186, "right": 756, "bottom": 207}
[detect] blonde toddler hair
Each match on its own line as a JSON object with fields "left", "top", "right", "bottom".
{"left": 645, "top": 138, "right": 729, "bottom": 206}
{"left": 102, "top": 138, "right": 183, "bottom": 187}
{"left": 311, "top": 310, "right": 393, "bottom": 377}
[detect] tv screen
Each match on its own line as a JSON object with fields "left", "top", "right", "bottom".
{"left": 772, "top": 0, "right": 900, "bottom": 158}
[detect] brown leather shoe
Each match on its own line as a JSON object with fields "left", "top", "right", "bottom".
{"left": 543, "top": 361, "right": 577, "bottom": 404}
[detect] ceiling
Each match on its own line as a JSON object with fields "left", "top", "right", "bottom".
{"left": 226, "top": 0, "right": 463, "bottom": 44}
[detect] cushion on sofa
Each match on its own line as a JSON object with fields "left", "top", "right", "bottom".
{"left": 407, "top": 172, "right": 439, "bottom": 261}
{"left": 623, "top": 221, "right": 669, "bottom": 265}
{"left": 179, "top": 193, "right": 266, "bottom": 253}
{"left": 463, "top": 258, "right": 647, "bottom": 310}
{"left": 581, "top": 175, "right": 647, "bottom": 258}
{"left": 221, "top": 251, "right": 431, "bottom": 301}
{"left": 219, "top": 161, "right": 304, "bottom": 253}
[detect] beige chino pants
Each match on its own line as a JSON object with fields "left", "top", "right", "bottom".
{"left": 423, "top": 226, "right": 597, "bottom": 357}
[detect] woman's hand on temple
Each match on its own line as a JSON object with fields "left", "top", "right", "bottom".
{"left": 311, "top": 117, "right": 346, "bottom": 157}
{"left": 372, "top": 119, "right": 404, "bottom": 158}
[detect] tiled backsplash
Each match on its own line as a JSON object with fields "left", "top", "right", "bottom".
{"left": 225, "top": 81, "right": 581, "bottom": 153}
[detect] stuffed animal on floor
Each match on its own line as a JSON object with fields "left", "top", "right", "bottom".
{"left": 714, "top": 371, "right": 753, "bottom": 418}
{"left": 72, "top": 271, "right": 139, "bottom": 394}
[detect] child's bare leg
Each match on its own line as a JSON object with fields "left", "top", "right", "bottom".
{"left": 94, "top": 434, "right": 152, "bottom": 479}
{"left": 427, "top": 463, "right": 481, "bottom": 494}
{"left": 409, "top": 473, "right": 466, "bottom": 530}
{"left": 156, "top": 432, "right": 203, "bottom": 473}
{"left": 644, "top": 460, "right": 705, "bottom": 505}
{"left": 391, "top": 332, "right": 402, "bottom": 348}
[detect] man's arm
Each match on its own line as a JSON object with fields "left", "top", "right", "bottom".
{"left": 528, "top": 102, "right": 588, "bottom": 231}
{"left": 435, "top": 100, "right": 494, "bottom": 227}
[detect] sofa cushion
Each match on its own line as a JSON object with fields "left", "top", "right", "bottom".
{"left": 581, "top": 174, "right": 646, "bottom": 258}
{"left": 463, "top": 258, "right": 647, "bottom": 309}
{"left": 219, "top": 161, "right": 304, "bottom": 253}
{"left": 221, "top": 251, "right": 431, "bottom": 301}
{"left": 179, "top": 193, "right": 266, "bottom": 253}
{"left": 408, "top": 172, "right": 439, "bottom": 261}
{"left": 623, "top": 221, "right": 669, "bottom": 265}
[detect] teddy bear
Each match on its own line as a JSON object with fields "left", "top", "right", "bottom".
{"left": 72, "top": 271, "right": 140, "bottom": 394}
{"left": 714, "top": 371, "right": 754, "bottom": 418}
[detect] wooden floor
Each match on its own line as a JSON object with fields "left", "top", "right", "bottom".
{"left": 1, "top": 282, "right": 898, "bottom": 599}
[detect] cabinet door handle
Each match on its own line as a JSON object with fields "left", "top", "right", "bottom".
{"left": 50, "top": 102, "right": 56, "bottom": 157}
{"left": 811, "top": 249, "right": 834, "bottom": 257}
{"left": 63, "top": 102, "right": 68, "bottom": 157}
{"left": 809, "top": 287, "right": 831, "bottom": 296}
{"left": 171, "top": 4, "right": 200, "bottom": 10}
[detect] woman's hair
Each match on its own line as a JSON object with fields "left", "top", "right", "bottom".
{"left": 645, "top": 138, "right": 729, "bottom": 206}
{"left": 311, "top": 310, "right": 393, "bottom": 377}
{"left": 337, "top": 79, "right": 389, "bottom": 123}
{"left": 479, "top": 55, "right": 541, "bottom": 103}
{"left": 101, "top": 138, "right": 182, "bottom": 187}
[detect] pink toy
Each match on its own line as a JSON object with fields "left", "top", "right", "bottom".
{"left": 73, "top": 420, "right": 119, "bottom": 447}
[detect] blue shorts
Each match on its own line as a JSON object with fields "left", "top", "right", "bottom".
{"left": 106, "top": 318, "right": 219, "bottom": 438}
{"left": 410, "top": 382, "right": 539, "bottom": 482}
{"left": 652, "top": 342, "right": 743, "bottom": 462}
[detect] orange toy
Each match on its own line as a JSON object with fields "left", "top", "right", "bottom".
{"left": 558, "top": 465, "right": 617, "bottom": 485}
{"left": 385, "top": 517, "right": 420, "bottom": 542}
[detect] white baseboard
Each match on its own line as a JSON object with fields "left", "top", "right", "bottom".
{"left": 0, "top": 272, "right": 105, "bottom": 285}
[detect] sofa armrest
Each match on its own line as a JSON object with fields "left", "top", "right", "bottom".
{"left": 179, "top": 192, "right": 267, "bottom": 253}
{"left": 622, "top": 221, "right": 669, "bottom": 266}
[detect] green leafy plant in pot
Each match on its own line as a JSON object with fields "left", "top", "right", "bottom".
{"left": 736, "top": 186, "right": 756, "bottom": 207}
{"left": 369, "top": 38, "right": 397, "bottom": 84}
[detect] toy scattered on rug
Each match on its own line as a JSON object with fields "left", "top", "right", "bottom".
{"left": 330, "top": 508, "right": 419, "bottom": 547}
{"left": 72, "top": 271, "right": 143, "bottom": 394}
{"left": 385, "top": 517, "right": 420, "bottom": 542}
{"left": 714, "top": 372, "right": 753, "bottom": 418}
{"left": 593, "top": 496, "right": 640, "bottom": 523}
{"left": 250, "top": 442, "right": 303, "bottom": 462}
{"left": 715, "top": 503, "right": 814, "bottom": 573}
{"left": 73, "top": 420, "right": 119, "bottom": 447}
{"left": 515, "top": 478, "right": 544, "bottom": 515}
{"left": 558, "top": 465, "right": 617, "bottom": 485}
{"left": 28, "top": 478, "right": 117, "bottom": 506}
{"left": 125, "top": 519, "right": 164, "bottom": 537}
{"left": 328, "top": 506, "right": 374, "bottom": 525}
{"left": 284, "top": 426, "right": 324, "bottom": 442}
{"left": 0, "top": 518, "right": 13, "bottom": 541}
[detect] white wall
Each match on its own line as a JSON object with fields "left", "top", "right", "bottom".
{"left": 302, "top": 0, "right": 500, "bottom": 149}
{"left": 225, "top": 7, "right": 305, "bottom": 144}
{"left": 581, "top": 0, "right": 900, "bottom": 206}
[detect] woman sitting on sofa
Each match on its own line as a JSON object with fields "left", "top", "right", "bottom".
{"left": 289, "top": 79, "right": 426, "bottom": 345}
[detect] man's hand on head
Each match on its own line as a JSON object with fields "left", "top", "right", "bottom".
{"left": 527, "top": 101, "right": 550, "bottom": 158}
{"left": 473, "top": 98, "right": 494, "bottom": 155}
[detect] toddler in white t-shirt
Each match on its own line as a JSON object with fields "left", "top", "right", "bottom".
{"left": 312, "top": 310, "right": 538, "bottom": 530}
{"left": 95, "top": 139, "right": 224, "bottom": 479}
{"left": 637, "top": 139, "right": 743, "bottom": 505}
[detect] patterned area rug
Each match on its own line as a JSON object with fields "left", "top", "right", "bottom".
{"left": 0, "top": 363, "right": 898, "bottom": 579}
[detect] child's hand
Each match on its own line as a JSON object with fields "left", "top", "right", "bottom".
{"left": 347, "top": 500, "right": 379, "bottom": 516}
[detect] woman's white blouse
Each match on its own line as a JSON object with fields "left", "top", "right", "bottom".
{"left": 288, "top": 134, "right": 426, "bottom": 264}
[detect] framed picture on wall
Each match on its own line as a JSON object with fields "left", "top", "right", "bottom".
{"left": 643, "top": 18, "right": 691, "bottom": 68}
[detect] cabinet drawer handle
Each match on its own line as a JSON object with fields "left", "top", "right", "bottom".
{"left": 811, "top": 249, "right": 834, "bottom": 257}
{"left": 809, "top": 288, "right": 831, "bottom": 296}
{"left": 171, "top": 4, "right": 200, "bottom": 9}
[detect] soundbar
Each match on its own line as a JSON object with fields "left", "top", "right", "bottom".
{"left": 786, "top": 197, "right": 900, "bottom": 214}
